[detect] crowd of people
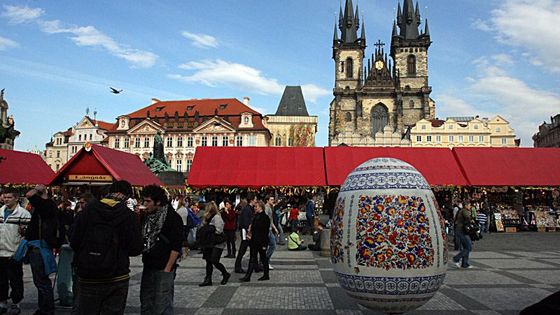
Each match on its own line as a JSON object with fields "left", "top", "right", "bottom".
{"left": 0, "top": 183, "right": 324, "bottom": 315}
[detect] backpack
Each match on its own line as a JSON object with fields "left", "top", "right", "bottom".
{"left": 75, "top": 210, "right": 119, "bottom": 278}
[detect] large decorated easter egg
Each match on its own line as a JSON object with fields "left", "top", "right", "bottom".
{"left": 331, "top": 158, "right": 447, "bottom": 314}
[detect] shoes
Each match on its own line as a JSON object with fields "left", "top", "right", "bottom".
{"left": 453, "top": 262, "right": 461, "bottom": 268}
{"left": 268, "top": 264, "right": 274, "bottom": 270}
{"left": 234, "top": 268, "right": 246, "bottom": 274}
{"left": 462, "top": 265, "right": 473, "bottom": 269}
{"left": 199, "top": 277, "right": 212, "bottom": 287}
{"left": 239, "top": 276, "right": 251, "bottom": 282}
{"left": 221, "top": 272, "right": 231, "bottom": 285}
{"left": 257, "top": 275, "right": 270, "bottom": 281}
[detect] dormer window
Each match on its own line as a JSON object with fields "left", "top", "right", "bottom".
{"left": 219, "top": 104, "right": 228, "bottom": 110}
{"left": 244, "top": 116, "right": 250, "bottom": 124}
{"left": 155, "top": 106, "right": 165, "bottom": 112}
{"left": 240, "top": 113, "right": 254, "bottom": 128}
{"left": 187, "top": 106, "right": 194, "bottom": 111}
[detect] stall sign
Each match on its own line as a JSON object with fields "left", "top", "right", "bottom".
{"left": 68, "top": 174, "right": 113, "bottom": 182}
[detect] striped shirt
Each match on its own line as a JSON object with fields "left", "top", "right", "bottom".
{"left": 476, "top": 213, "right": 488, "bottom": 226}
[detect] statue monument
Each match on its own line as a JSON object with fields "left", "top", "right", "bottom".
{"left": 144, "top": 131, "right": 185, "bottom": 186}
{"left": 0, "top": 89, "right": 21, "bottom": 150}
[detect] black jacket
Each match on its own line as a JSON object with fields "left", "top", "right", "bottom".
{"left": 26, "top": 194, "right": 59, "bottom": 249}
{"left": 141, "top": 207, "right": 184, "bottom": 270}
{"left": 238, "top": 204, "right": 253, "bottom": 230}
{"left": 70, "top": 198, "right": 143, "bottom": 280}
{"left": 250, "top": 211, "right": 270, "bottom": 247}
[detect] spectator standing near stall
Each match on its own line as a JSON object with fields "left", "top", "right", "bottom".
{"left": 305, "top": 196, "right": 315, "bottom": 235}
{"left": 221, "top": 199, "right": 238, "bottom": 258}
{"left": 234, "top": 194, "right": 256, "bottom": 274}
{"left": 453, "top": 201, "right": 474, "bottom": 269}
{"left": 239, "top": 201, "right": 270, "bottom": 282}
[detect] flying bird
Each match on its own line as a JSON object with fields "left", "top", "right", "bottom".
{"left": 110, "top": 87, "right": 123, "bottom": 94}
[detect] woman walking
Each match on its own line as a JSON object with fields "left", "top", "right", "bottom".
{"left": 239, "top": 201, "right": 270, "bottom": 282}
{"left": 199, "top": 202, "right": 230, "bottom": 286}
{"left": 221, "top": 199, "right": 238, "bottom": 258}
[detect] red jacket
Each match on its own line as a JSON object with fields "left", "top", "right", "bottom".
{"left": 289, "top": 207, "right": 299, "bottom": 221}
{"left": 222, "top": 209, "right": 238, "bottom": 231}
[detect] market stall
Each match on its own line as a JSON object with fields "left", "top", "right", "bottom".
{"left": 0, "top": 148, "right": 54, "bottom": 186}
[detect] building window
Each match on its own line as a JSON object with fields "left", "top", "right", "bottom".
{"left": 187, "top": 137, "right": 193, "bottom": 147}
{"left": 48, "top": 150, "right": 52, "bottom": 158}
{"left": 474, "top": 125, "right": 479, "bottom": 129}
{"left": 222, "top": 136, "right": 229, "bottom": 147}
{"left": 479, "top": 135, "right": 484, "bottom": 143}
{"left": 56, "top": 164, "right": 60, "bottom": 171}
{"left": 201, "top": 136, "right": 208, "bottom": 147}
{"left": 427, "top": 135, "right": 432, "bottom": 142}
{"left": 144, "top": 137, "right": 150, "bottom": 148}
{"left": 248, "top": 135, "right": 256, "bottom": 146}
{"left": 449, "top": 135, "right": 454, "bottom": 142}
{"left": 416, "top": 136, "right": 422, "bottom": 142}
{"left": 186, "top": 159, "right": 193, "bottom": 172}
{"left": 56, "top": 151, "right": 60, "bottom": 158}
{"left": 502, "top": 138, "right": 507, "bottom": 145}
{"left": 177, "top": 137, "right": 183, "bottom": 147}
{"left": 448, "top": 125, "right": 454, "bottom": 130}
{"left": 236, "top": 135, "right": 243, "bottom": 146}
{"left": 458, "top": 135, "right": 464, "bottom": 142}
{"left": 135, "top": 138, "right": 140, "bottom": 148}
{"left": 436, "top": 135, "right": 441, "bottom": 143}
{"left": 288, "top": 137, "right": 293, "bottom": 146}
{"left": 407, "top": 55, "right": 416, "bottom": 75}
{"left": 345, "top": 57, "right": 353, "bottom": 78}
{"left": 166, "top": 137, "right": 173, "bottom": 147}
{"left": 124, "top": 137, "right": 130, "bottom": 148}
{"left": 78, "top": 134, "right": 82, "bottom": 141}
{"left": 211, "top": 136, "right": 218, "bottom": 146}
{"left": 421, "top": 124, "right": 426, "bottom": 130}
{"left": 496, "top": 127, "right": 501, "bottom": 132}
{"left": 409, "top": 100, "right": 415, "bottom": 108}
{"left": 275, "top": 135, "right": 281, "bottom": 146}
{"left": 469, "top": 135, "right": 474, "bottom": 143}
{"left": 89, "top": 134, "right": 93, "bottom": 140}
{"left": 114, "top": 138, "right": 120, "bottom": 148}
{"left": 176, "top": 160, "right": 182, "bottom": 172}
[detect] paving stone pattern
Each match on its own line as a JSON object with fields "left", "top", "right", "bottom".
{"left": 17, "top": 232, "right": 560, "bottom": 314}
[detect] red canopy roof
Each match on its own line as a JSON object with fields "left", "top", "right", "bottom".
{"left": 0, "top": 149, "right": 54, "bottom": 185}
{"left": 453, "top": 147, "right": 560, "bottom": 186}
{"left": 49, "top": 144, "right": 162, "bottom": 186}
{"left": 324, "top": 147, "right": 469, "bottom": 186}
{"left": 187, "top": 147, "right": 326, "bottom": 188}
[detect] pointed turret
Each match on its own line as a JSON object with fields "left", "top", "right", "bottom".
{"left": 355, "top": 4, "right": 360, "bottom": 29}
{"left": 392, "top": 20, "right": 398, "bottom": 37}
{"left": 398, "top": 0, "right": 420, "bottom": 39}
{"left": 360, "top": 21, "right": 366, "bottom": 42}
{"left": 415, "top": 2, "right": 421, "bottom": 25}
{"left": 333, "top": 22, "right": 339, "bottom": 42}
{"left": 424, "top": 18, "right": 430, "bottom": 36}
{"left": 397, "top": 3, "right": 402, "bottom": 25}
{"left": 339, "top": 0, "right": 358, "bottom": 44}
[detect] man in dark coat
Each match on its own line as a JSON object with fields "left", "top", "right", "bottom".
{"left": 234, "top": 193, "right": 256, "bottom": 273}
{"left": 240, "top": 200, "right": 270, "bottom": 282}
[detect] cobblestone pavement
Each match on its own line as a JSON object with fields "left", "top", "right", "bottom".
{"left": 17, "top": 233, "right": 560, "bottom": 314}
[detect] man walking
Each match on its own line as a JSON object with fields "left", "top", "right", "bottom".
{"left": 264, "top": 195, "right": 279, "bottom": 270}
{"left": 0, "top": 190, "right": 31, "bottom": 315}
{"left": 70, "top": 180, "right": 143, "bottom": 315}
{"left": 25, "top": 185, "right": 60, "bottom": 315}
{"left": 140, "top": 185, "right": 184, "bottom": 315}
{"left": 453, "top": 201, "right": 474, "bottom": 269}
{"left": 239, "top": 201, "right": 270, "bottom": 282}
{"left": 234, "top": 193, "right": 256, "bottom": 274}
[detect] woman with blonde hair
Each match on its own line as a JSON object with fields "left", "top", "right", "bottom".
{"left": 198, "top": 202, "right": 230, "bottom": 286}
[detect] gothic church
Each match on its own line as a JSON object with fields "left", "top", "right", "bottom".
{"left": 329, "top": 0, "right": 435, "bottom": 146}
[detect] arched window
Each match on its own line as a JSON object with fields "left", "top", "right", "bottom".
{"left": 275, "top": 135, "right": 281, "bottom": 146}
{"left": 407, "top": 55, "right": 416, "bottom": 75}
{"left": 409, "top": 100, "right": 415, "bottom": 108}
{"left": 346, "top": 57, "right": 353, "bottom": 78}
{"left": 345, "top": 112, "right": 352, "bottom": 122}
{"left": 371, "top": 104, "right": 389, "bottom": 134}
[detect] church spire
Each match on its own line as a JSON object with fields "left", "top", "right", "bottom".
{"left": 333, "top": 22, "right": 339, "bottom": 42}
{"left": 339, "top": 0, "right": 359, "bottom": 44}
{"left": 361, "top": 20, "right": 366, "bottom": 42}
{"left": 396, "top": 0, "right": 422, "bottom": 40}
{"left": 392, "top": 20, "right": 398, "bottom": 37}
{"left": 424, "top": 18, "right": 430, "bottom": 36}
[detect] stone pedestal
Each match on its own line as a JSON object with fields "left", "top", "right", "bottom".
{"left": 320, "top": 228, "right": 331, "bottom": 257}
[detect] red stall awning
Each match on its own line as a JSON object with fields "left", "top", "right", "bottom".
{"left": 187, "top": 147, "right": 326, "bottom": 188}
{"left": 0, "top": 149, "right": 54, "bottom": 185}
{"left": 324, "top": 147, "right": 469, "bottom": 187}
{"left": 49, "top": 144, "right": 162, "bottom": 186}
{"left": 452, "top": 147, "right": 560, "bottom": 186}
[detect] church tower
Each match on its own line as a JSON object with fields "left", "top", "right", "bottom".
{"left": 391, "top": 0, "right": 434, "bottom": 129}
{"left": 329, "top": 0, "right": 433, "bottom": 147}
{"left": 329, "top": 0, "right": 366, "bottom": 143}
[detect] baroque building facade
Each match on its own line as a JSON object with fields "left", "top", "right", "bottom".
{"left": 411, "top": 116, "right": 518, "bottom": 148}
{"left": 533, "top": 114, "right": 560, "bottom": 147}
{"left": 329, "top": 0, "right": 434, "bottom": 146}
{"left": 104, "top": 98, "right": 270, "bottom": 173}
{"left": 44, "top": 113, "right": 112, "bottom": 171}
{"left": 264, "top": 86, "right": 318, "bottom": 147}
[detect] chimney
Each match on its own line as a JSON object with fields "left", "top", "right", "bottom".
{"left": 151, "top": 98, "right": 161, "bottom": 104}
{"left": 243, "top": 97, "right": 250, "bottom": 106}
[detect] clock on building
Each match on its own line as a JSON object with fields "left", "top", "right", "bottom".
{"left": 375, "top": 60, "right": 384, "bottom": 70}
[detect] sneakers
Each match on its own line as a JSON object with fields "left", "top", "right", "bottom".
{"left": 257, "top": 275, "right": 270, "bottom": 281}
{"left": 462, "top": 265, "right": 474, "bottom": 269}
{"left": 268, "top": 264, "right": 274, "bottom": 270}
{"left": 453, "top": 262, "right": 461, "bottom": 268}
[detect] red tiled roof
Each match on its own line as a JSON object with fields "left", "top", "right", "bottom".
{"left": 0, "top": 149, "right": 55, "bottom": 185}
{"left": 95, "top": 120, "right": 116, "bottom": 131}
{"left": 126, "top": 98, "right": 260, "bottom": 119}
{"left": 431, "top": 119, "right": 445, "bottom": 128}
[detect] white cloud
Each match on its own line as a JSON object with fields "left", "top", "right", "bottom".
{"left": 301, "top": 84, "right": 330, "bottom": 103}
{"left": 39, "top": 20, "right": 157, "bottom": 68}
{"left": 171, "top": 59, "right": 330, "bottom": 103}
{"left": 438, "top": 61, "right": 560, "bottom": 147}
{"left": 0, "top": 36, "right": 18, "bottom": 50}
{"left": 471, "top": 18, "right": 492, "bottom": 32}
{"left": 172, "top": 59, "right": 284, "bottom": 94}
{"left": 181, "top": 31, "right": 218, "bottom": 49}
{"left": 2, "top": 5, "right": 43, "bottom": 24}
{"left": 477, "top": 0, "right": 560, "bottom": 72}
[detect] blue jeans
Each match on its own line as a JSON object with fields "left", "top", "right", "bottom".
{"left": 75, "top": 279, "right": 129, "bottom": 315}
{"left": 29, "top": 248, "right": 55, "bottom": 315}
{"left": 140, "top": 267, "right": 176, "bottom": 315}
{"left": 453, "top": 230, "right": 472, "bottom": 268}
{"left": 277, "top": 224, "right": 285, "bottom": 245}
{"left": 266, "top": 231, "right": 276, "bottom": 260}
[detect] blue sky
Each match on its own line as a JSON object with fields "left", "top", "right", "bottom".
{"left": 1, "top": 0, "right": 559, "bottom": 151}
